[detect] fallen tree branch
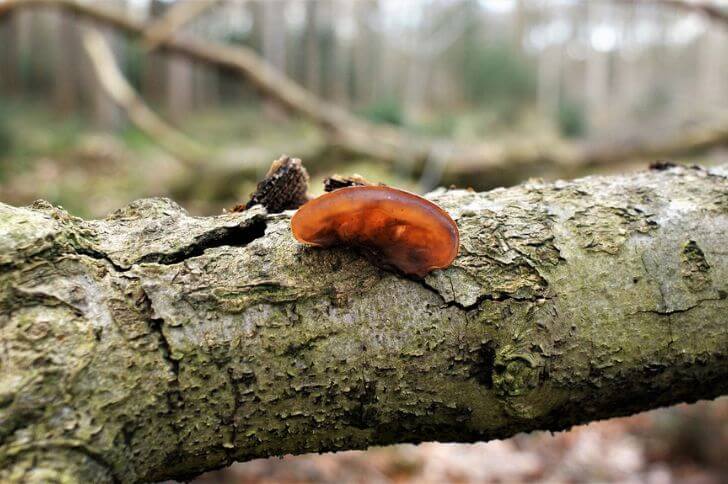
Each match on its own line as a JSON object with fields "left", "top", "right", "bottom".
{"left": 445, "top": 117, "right": 728, "bottom": 187}
{"left": 2, "top": 0, "right": 727, "bottom": 188}
{"left": 82, "top": 26, "right": 210, "bottom": 168}
{"left": 142, "top": 0, "right": 220, "bottom": 52}
{"left": 623, "top": 0, "right": 728, "bottom": 25}
{"left": 0, "top": 164, "right": 726, "bottom": 483}
{"left": 82, "top": 23, "right": 323, "bottom": 188}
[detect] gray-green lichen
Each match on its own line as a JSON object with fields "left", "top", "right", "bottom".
{"left": 1, "top": 165, "right": 727, "bottom": 483}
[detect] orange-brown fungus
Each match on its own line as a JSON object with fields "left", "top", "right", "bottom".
{"left": 291, "top": 186, "right": 459, "bottom": 277}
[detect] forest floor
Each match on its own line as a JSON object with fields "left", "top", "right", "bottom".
{"left": 0, "top": 102, "right": 420, "bottom": 217}
{"left": 5, "top": 101, "right": 724, "bottom": 219}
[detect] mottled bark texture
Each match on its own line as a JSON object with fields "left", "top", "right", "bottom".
{"left": 1, "top": 165, "right": 727, "bottom": 483}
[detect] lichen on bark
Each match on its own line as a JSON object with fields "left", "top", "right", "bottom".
{"left": 1, "top": 165, "right": 727, "bottom": 483}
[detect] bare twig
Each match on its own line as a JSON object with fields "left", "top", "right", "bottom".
{"left": 143, "top": 0, "right": 220, "bottom": 51}
{"left": 620, "top": 0, "right": 728, "bottom": 25}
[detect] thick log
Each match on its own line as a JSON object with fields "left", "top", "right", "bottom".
{"left": 0, "top": 164, "right": 726, "bottom": 482}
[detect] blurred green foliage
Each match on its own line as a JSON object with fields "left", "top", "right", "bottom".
{"left": 318, "top": 27, "right": 338, "bottom": 97}
{"left": 557, "top": 99, "right": 587, "bottom": 138}
{"left": 119, "top": 126, "right": 153, "bottom": 151}
{"left": 357, "top": 97, "right": 404, "bottom": 126}
{"left": 460, "top": 43, "right": 537, "bottom": 114}
{"left": 0, "top": 104, "right": 13, "bottom": 162}
{"left": 414, "top": 114, "right": 458, "bottom": 137}
{"left": 289, "top": 28, "right": 334, "bottom": 95}
{"left": 444, "top": 4, "right": 537, "bottom": 124}
{"left": 0, "top": 101, "right": 85, "bottom": 164}
{"left": 122, "top": 41, "right": 145, "bottom": 91}
{"left": 225, "top": 31, "right": 255, "bottom": 47}
{"left": 635, "top": 84, "right": 672, "bottom": 120}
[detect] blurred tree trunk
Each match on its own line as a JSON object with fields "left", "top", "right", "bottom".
{"left": 236, "top": 0, "right": 262, "bottom": 104}
{"left": 147, "top": 0, "right": 205, "bottom": 120}
{"left": 304, "top": 0, "right": 320, "bottom": 96}
{"left": 585, "top": 3, "right": 610, "bottom": 135}
{"left": 167, "top": 54, "right": 194, "bottom": 120}
{"left": 141, "top": 0, "right": 168, "bottom": 107}
{"left": 615, "top": 3, "right": 637, "bottom": 128}
{"left": 193, "top": 59, "right": 217, "bottom": 110}
{"left": 0, "top": 165, "right": 726, "bottom": 483}
{"left": 261, "top": 0, "right": 287, "bottom": 119}
{"left": 352, "top": 0, "right": 378, "bottom": 106}
{"left": 512, "top": 0, "right": 525, "bottom": 45}
{"left": 329, "top": 1, "right": 350, "bottom": 107}
{"left": 375, "top": 4, "right": 399, "bottom": 103}
{"left": 13, "top": 9, "right": 34, "bottom": 99}
{"left": 51, "top": 11, "right": 79, "bottom": 114}
{"left": 191, "top": 18, "right": 217, "bottom": 110}
{"left": 697, "top": 27, "right": 724, "bottom": 117}
{"left": 537, "top": 3, "right": 564, "bottom": 118}
{"left": 403, "top": 7, "right": 430, "bottom": 120}
{"left": 538, "top": 44, "right": 562, "bottom": 118}
{"left": 27, "top": 10, "right": 50, "bottom": 96}
{"left": 0, "top": 11, "right": 20, "bottom": 97}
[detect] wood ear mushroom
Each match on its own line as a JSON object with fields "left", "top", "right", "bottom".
{"left": 291, "top": 186, "right": 459, "bottom": 277}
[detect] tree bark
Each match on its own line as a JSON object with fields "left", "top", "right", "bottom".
{"left": 1, "top": 164, "right": 727, "bottom": 483}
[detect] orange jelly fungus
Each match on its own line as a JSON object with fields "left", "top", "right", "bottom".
{"left": 291, "top": 186, "right": 459, "bottom": 277}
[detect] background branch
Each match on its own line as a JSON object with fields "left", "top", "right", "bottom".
{"left": 82, "top": 26, "right": 210, "bottom": 168}
{"left": 1, "top": 0, "right": 727, "bottom": 188}
{"left": 142, "top": 0, "right": 220, "bottom": 52}
{"left": 624, "top": 0, "right": 728, "bottom": 25}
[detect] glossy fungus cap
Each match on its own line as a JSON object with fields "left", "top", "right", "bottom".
{"left": 291, "top": 186, "right": 459, "bottom": 277}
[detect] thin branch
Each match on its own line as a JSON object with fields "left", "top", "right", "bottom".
{"left": 143, "top": 0, "right": 220, "bottom": 52}
{"left": 81, "top": 26, "right": 209, "bottom": 168}
{"left": 621, "top": 0, "right": 728, "bottom": 25}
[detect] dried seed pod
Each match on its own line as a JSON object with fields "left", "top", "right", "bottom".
{"left": 291, "top": 185, "right": 459, "bottom": 277}
{"left": 234, "top": 155, "right": 310, "bottom": 213}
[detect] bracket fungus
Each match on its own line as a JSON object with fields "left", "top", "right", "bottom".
{"left": 291, "top": 186, "right": 459, "bottom": 277}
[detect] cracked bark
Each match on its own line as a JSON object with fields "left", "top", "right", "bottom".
{"left": 1, "top": 165, "right": 727, "bottom": 483}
